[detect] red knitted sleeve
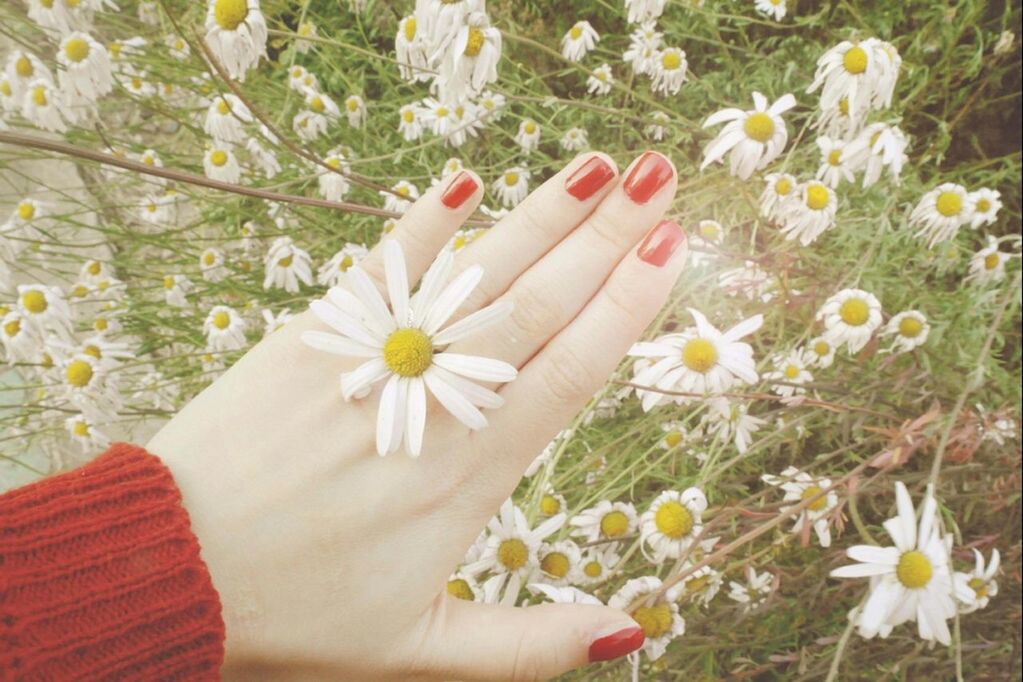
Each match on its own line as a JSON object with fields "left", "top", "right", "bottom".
{"left": 0, "top": 442, "right": 225, "bottom": 681}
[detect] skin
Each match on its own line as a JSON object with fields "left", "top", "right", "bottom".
{"left": 148, "top": 150, "right": 687, "bottom": 681}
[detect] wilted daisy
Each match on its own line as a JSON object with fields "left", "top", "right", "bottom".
{"left": 246, "top": 131, "right": 281, "bottom": 179}
{"left": 199, "top": 247, "right": 229, "bottom": 282}
{"left": 444, "top": 102, "right": 484, "bottom": 147}
{"left": 623, "top": 22, "right": 661, "bottom": 76}
{"left": 476, "top": 90, "right": 506, "bottom": 120}
{"left": 57, "top": 32, "right": 113, "bottom": 112}
{"left": 559, "top": 127, "right": 588, "bottom": 151}
{"left": 337, "top": 94, "right": 362, "bottom": 128}
{"left": 645, "top": 110, "right": 670, "bottom": 141}
{"left": 967, "top": 188, "right": 1002, "bottom": 228}
{"left": 803, "top": 336, "right": 837, "bottom": 369}
{"left": 561, "top": 21, "right": 599, "bottom": 62}
{"left": 954, "top": 549, "right": 1000, "bottom": 614}
{"left": 515, "top": 119, "right": 541, "bottom": 153}
{"left": 570, "top": 500, "right": 639, "bottom": 543}
{"left": 624, "top": 0, "right": 667, "bottom": 25}
{"left": 203, "top": 145, "right": 241, "bottom": 183}
{"left": 755, "top": 0, "right": 786, "bottom": 21}
{"left": 293, "top": 20, "right": 318, "bottom": 53}
{"left": 881, "top": 310, "right": 929, "bottom": 354}
{"left": 581, "top": 63, "right": 613, "bottom": 96}
{"left": 727, "top": 566, "right": 774, "bottom": 613}
{"left": 492, "top": 166, "right": 529, "bottom": 207}
{"left": 1, "top": 310, "right": 39, "bottom": 362}
{"left": 263, "top": 237, "right": 313, "bottom": 293}
{"left": 830, "top": 482, "right": 972, "bottom": 645}
{"left": 575, "top": 545, "right": 620, "bottom": 586}
{"left": 640, "top": 488, "right": 708, "bottom": 563}
{"left": 702, "top": 397, "right": 766, "bottom": 453}
{"left": 817, "top": 288, "right": 882, "bottom": 354}
{"left": 204, "top": 94, "right": 252, "bottom": 143}
{"left": 61, "top": 353, "right": 121, "bottom": 417}
{"left": 317, "top": 150, "right": 352, "bottom": 201}
{"left": 434, "top": 11, "right": 501, "bottom": 103}
{"left": 679, "top": 564, "right": 723, "bottom": 607}
{"left": 120, "top": 68, "right": 156, "bottom": 98}
{"left": 651, "top": 47, "right": 688, "bottom": 96}
{"left": 398, "top": 103, "right": 423, "bottom": 141}
{"left": 162, "top": 274, "right": 192, "bottom": 307}
{"left": 806, "top": 38, "right": 897, "bottom": 117}
{"left": 759, "top": 172, "right": 796, "bottom": 221}
{"left": 395, "top": 15, "right": 429, "bottom": 82}
{"left": 761, "top": 467, "right": 837, "bottom": 547}
{"left": 5, "top": 51, "right": 54, "bottom": 101}
{"left": 909, "top": 183, "right": 974, "bottom": 248}
{"left": 301, "top": 241, "right": 516, "bottom": 456}
{"left": 260, "top": 308, "right": 293, "bottom": 336}
{"left": 204, "top": 305, "right": 247, "bottom": 352}
{"left": 22, "top": 78, "right": 68, "bottom": 132}
{"left": 763, "top": 350, "right": 813, "bottom": 397}
{"left": 700, "top": 92, "right": 797, "bottom": 180}
{"left": 965, "top": 236, "right": 1012, "bottom": 285}
{"left": 382, "top": 180, "right": 419, "bottom": 214}
{"left": 815, "top": 136, "right": 862, "bottom": 188}
{"left": 629, "top": 308, "right": 763, "bottom": 411}
{"left": 27, "top": 0, "right": 76, "bottom": 34}
{"left": 535, "top": 540, "right": 582, "bottom": 586}
{"left": 852, "top": 122, "right": 909, "bottom": 188}
{"left": 317, "top": 243, "right": 368, "bottom": 287}
{"left": 17, "top": 284, "right": 73, "bottom": 339}
{"left": 445, "top": 570, "right": 481, "bottom": 602}
{"left": 777, "top": 180, "right": 837, "bottom": 246}
{"left": 204, "top": 0, "right": 268, "bottom": 81}
{"left": 607, "top": 576, "right": 684, "bottom": 661}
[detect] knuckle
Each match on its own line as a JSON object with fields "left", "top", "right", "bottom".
{"left": 601, "top": 274, "right": 649, "bottom": 331}
{"left": 513, "top": 196, "right": 552, "bottom": 241}
{"left": 585, "top": 208, "right": 633, "bottom": 253}
{"left": 509, "top": 281, "right": 562, "bottom": 342}
{"left": 541, "top": 345, "right": 596, "bottom": 405}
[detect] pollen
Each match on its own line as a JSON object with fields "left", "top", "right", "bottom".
{"left": 935, "top": 191, "right": 962, "bottom": 217}
{"left": 743, "top": 112, "right": 775, "bottom": 143}
{"left": 214, "top": 0, "right": 249, "bottom": 31}
{"left": 210, "top": 150, "right": 229, "bottom": 167}
{"left": 895, "top": 550, "right": 933, "bottom": 589}
{"left": 800, "top": 485, "right": 828, "bottom": 511}
{"left": 383, "top": 328, "right": 434, "bottom": 377}
{"left": 838, "top": 298, "right": 869, "bottom": 326}
{"left": 654, "top": 500, "right": 694, "bottom": 539}
{"left": 843, "top": 45, "right": 868, "bottom": 75}
{"left": 540, "top": 494, "right": 562, "bottom": 516}
{"left": 21, "top": 289, "right": 48, "bottom": 314}
{"left": 681, "top": 338, "right": 718, "bottom": 373}
{"left": 898, "top": 316, "right": 923, "bottom": 338}
{"left": 497, "top": 538, "right": 529, "bottom": 571}
{"left": 805, "top": 183, "right": 830, "bottom": 210}
{"left": 403, "top": 16, "right": 417, "bottom": 42}
{"left": 212, "top": 311, "right": 231, "bottom": 329}
{"left": 66, "top": 359, "right": 94, "bottom": 388}
{"left": 540, "top": 551, "right": 570, "bottom": 578}
{"left": 17, "top": 201, "right": 35, "bottom": 221}
{"left": 600, "top": 510, "right": 630, "bottom": 538}
{"left": 633, "top": 603, "right": 673, "bottom": 639}
{"left": 64, "top": 37, "right": 91, "bottom": 63}
{"left": 446, "top": 578, "right": 475, "bottom": 600}
{"left": 464, "top": 27, "right": 485, "bottom": 57}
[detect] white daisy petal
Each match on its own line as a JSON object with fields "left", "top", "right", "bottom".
{"left": 340, "top": 358, "right": 390, "bottom": 400}
{"left": 424, "top": 367, "right": 488, "bottom": 429}
{"left": 376, "top": 374, "right": 401, "bottom": 455}
{"left": 424, "top": 265, "right": 485, "bottom": 334}
{"left": 405, "top": 376, "right": 427, "bottom": 457}
{"left": 433, "top": 300, "right": 513, "bottom": 345}
{"left": 384, "top": 240, "right": 411, "bottom": 327}
{"left": 434, "top": 353, "right": 518, "bottom": 382}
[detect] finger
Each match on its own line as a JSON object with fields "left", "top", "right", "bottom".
{"left": 483, "top": 220, "right": 688, "bottom": 489}
{"left": 359, "top": 170, "right": 484, "bottom": 287}
{"left": 450, "top": 151, "right": 677, "bottom": 370}
{"left": 420, "top": 598, "right": 643, "bottom": 682}
{"left": 452, "top": 152, "right": 619, "bottom": 307}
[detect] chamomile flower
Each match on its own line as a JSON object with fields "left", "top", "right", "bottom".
{"left": 624, "top": 0, "right": 667, "bottom": 25}
{"left": 199, "top": 247, "right": 229, "bottom": 282}
{"left": 700, "top": 92, "right": 797, "bottom": 180}
{"left": 444, "top": 101, "right": 484, "bottom": 147}
{"left": 645, "top": 110, "right": 670, "bottom": 140}
{"left": 576, "top": 545, "right": 621, "bottom": 586}
{"left": 120, "top": 68, "right": 155, "bottom": 98}
{"left": 561, "top": 21, "right": 599, "bottom": 62}
{"left": 166, "top": 34, "right": 191, "bottom": 60}
{"left": 294, "top": 20, "right": 318, "bottom": 53}
{"left": 57, "top": 32, "right": 113, "bottom": 112}
{"left": 817, "top": 288, "right": 882, "bottom": 353}
{"left": 651, "top": 47, "right": 688, "bottom": 96}
{"left": 446, "top": 570, "right": 482, "bottom": 602}
{"left": 435, "top": 12, "right": 501, "bottom": 103}
{"left": 421, "top": 97, "right": 455, "bottom": 136}
{"left": 22, "top": 78, "right": 68, "bottom": 132}
{"left": 679, "top": 564, "right": 723, "bottom": 607}
{"left": 909, "top": 183, "right": 974, "bottom": 248}
{"left": 5, "top": 51, "right": 55, "bottom": 101}
{"left": 607, "top": 576, "right": 685, "bottom": 661}
{"left": 570, "top": 500, "right": 639, "bottom": 543}
{"left": 317, "top": 150, "right": 351, "bottom": 201}
{"left": 515, "top": 118, "right": 541, "bottom": 153}
{"left": 806, "top": 39, "right": 894, "bottom": 118}
{"left": 815, "top": 136, "right": 862, "bottom": 188}
{"left": 763, "top": 350, "right": 813, "bottom": 397}
{"left": 66, "top": 413, "right": 111, "bottom": 453}
{"left": 1, "top": 311, "right": 39, "bottom": 363}
{"left": 535, "top": 540, "right": 582, "bottom": 586}
{"left": 954, "top": 549, "right": 1000, "bottom": 614}
{"left": 493, "top": 167, "right": 529, "bottom": 207}
{"left": 301, "top": 241, "right": 516, "bottom": 456}
{"left": 27, "top": 0, "right": 76, "bottom": 35}
{"left": 560, "top": 127, "right": 588, "bottom": 151}
{"left": 777, "top": 180, "right": 837, "bottom": 246}
{"left": 204, "top": 304, "right": 247, "bottom": 352}
{"left": 761, "top": 467, "right": 837, "bottom": 547}
{"left": 640, "top": 488, "right": 708, "bottom": 563}
{"left": 398, "top": 103, "right": 424, "bottom": 141}
{"left": 395, "top": 15, "right": 429, "bottom": 82}
{"left": 759, "top": 172, "right": 796, "bottom": 221}
{"left": 317, "top": 243, "right": 368, "bottom": 287}
{"left": 162, "top": 274, "right": 192, "bottom": 307}
{"left": 804, "top": 336, "right": 837, "bottom": 369}
{"left": 727, "top": 566, "right": 774, "bottom": 612}
{"left": 62, "top": 353, "right": 121, "bottom": 417}
{"left": 755, "top": 0, "right": 786, "bottom": 21}
{"left": 247, "top": 135, "right": 280, "bottom": 179}
{"left": 658, "top": 420, "right": 688, "bottom": 450}
{"left": 414, "top": 0, "right": 484, "bottom": 64}
{"left": 476, "top": 90, "right": 506, "bottom": 120}
{"left": 203, "top": 146, "right": 241, "bottom": 183}
{"left": 966, "top": 236, "right": 1012, "bottom": 285}
{"left": 703, "top": 397, "right": 766, "bottom": 453}
{"left": 527, "top": 583, "right": 602, "bottom": 606}
{"left": 446, "top": 227, "right": 484, "bottom": 252}
{"left": 881, "top": 310, "right": 929, "bottom": 354}
{"left": 263, "top": 237, "right": 313, "bottom": 293}
{"left": 830, "top": 482, "right": 972, "bottom": 645}
{"left": 382, "top": 180, "right": 419, "bottom": 214}
{"left": 204, "top": 0, "right": 268, "bottom": 81}
{"left": 851, "top": 122, "right": 909, "bottom": 188}
{"left": 586, "top": 63, "right": 614, "bottom": 95}
{"left": 17, "top": 284, "right": 73, "bottom": 339}
{"left": 967, "top": 188, "right": 1002, "bottom": 228}
{"left": 204, "top": 94, "right": 252, "bottom": 143}
{"left": 623, "top": 22, "right": 661, "bottom": 75}
{"left": 629, "top": 308, "right": 763, "bottom": 411}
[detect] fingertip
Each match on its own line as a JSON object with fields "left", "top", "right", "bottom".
{"left": 565, "top": 152, "right": 619, "bottom": 202}
{"left": 440, "top": 169, "right": 484, "bottom": 211}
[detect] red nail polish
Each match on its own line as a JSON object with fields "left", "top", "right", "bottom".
{"left": 565, "top": 156, "right": 616, "bottom": 200}
{"left": 623, "top": 152, "right": 674, "bottom": 204}
{"left": 441, "top": 172, "right": 478, "bottom": 209}
{"left": 588, "top": 626, "right": 644, "bottom": 663}
{"left": 637, "top": 220, "right": 686, "bottom": 267}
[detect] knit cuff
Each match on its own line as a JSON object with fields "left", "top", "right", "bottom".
{"left": 0, "top": 443, "right": 225, "bottom": 681}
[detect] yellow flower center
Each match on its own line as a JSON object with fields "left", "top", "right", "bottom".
{"left": 15, "top": 56, "right": 33, "bottom": 78}
{"left": 661, "top": 50, "right": 682, "bottom": 70}
{"left": 143, "top": 154, "right": 155, "bottom": 165}
{"left": 164, "top": 276, "right": 176, "bottom": 289}
{"left": 64, "top": 37, "right": 90, "bottom": 63}
{"left": 583, "top": 560, "right": 603, "bottom": 578}
{"left": 403, "top": 16, "right": 417, "bottom": 42}
{"left": 402, "top": 109, "right": 414, "bottom": 123}
{"left": 18, "top": 201, "right": 35, "bottom": 221}
{"left": 813, "top": 340, "right": 830, "bottom": 356}
{"left": 66, "top": 359, "right": 94, "bottom": 388}
{"left": 346, "top": 98, "right": 360, "bottom": 112}
{"left": 664, "top": 430, "right": 683, "bottom": 447}
{"left": 212, "top": 311, "right": 231, "bottom": 329}
{"left": 214, "top": 0, "right": 249, "bottom": 30}
{"left": 975, "top": 198, "right": 991, "bottom": 213}
{"left": 681, "top": 338, "right": 717, "bottom": 373}
{"left": 4, "top": 319, "right": 21, "bottom": 337}
{"left": 383, "top": 328, "right": 434, "bottom": 377}
{"left": 435, "top": 105, "right": 449, "bottom": 117}
{"left": 898, "top": 316, "right": 924, "bottom": 338}
{"left": 775, "top": 177, "right": 792, "bottom": 195}
{"left": 210, "top": 150, "right": 229, "bottom": 167}
{"left": 895, "top": 550, "right": 933, "bottom": 589}
{"left": 540, "top": 494, "right": 561, "bottom": 516}
{"left": 396, "top": 186, "right": 410, "bottom": 197}
{"left": 600, "top": 510, "right": 630, "bottom": 538}
{"left": 633, "top": 603, "right": 673, "bottom": 639}
{"left": 806, "top": 184, "right": 830, "bottom": 210}
{"left": 654, "top": 500, "right": 694, "bottom": 539}
{"left": 310, "top": 96, "right": 325, "bottom": 113}
{"left": 827, "top": 149, "right": 842, "bottom": 166}
{"left": 108, "top": 41, "right": 122, "bottom": 57}
{"left": 784, "top": 364, "right": 800, "bottom": 379}
{"left": 983, "top": 253, "right": 1000, "bottom": 270}
{"left": 464, "top": 27, "right": 485, "bottom": 57}
{"left": 504, "top": 172, "right": 519, "bottom": 186}
{"left": 277, "top": 254, "right": 294, "bottom": 267}
{"left": 32, "top": 86, "right": 48, "bottom": 107}
{"left": 84, "top": 344, "right": 102, "bottom": 359}
{"left": 497, "top": 538, "right": 529, "bottom": 570}
{"left": 967, "top": 577, "right": 988, "bottom": 599}
{"left": 131, "top": 77, "right": 143, "bottom": 90}
{"left": 203, "top": 252, "right": 216, "bottom": 266}
{"left": 699, "top": 223, "right": 719, "bottom": 240}
{"left": 0, "top": 80, "right": 11, "bottom": 96}
{"left": 569, "top": 25, "right": 584, "bottom": 40}
{"left": 94, "top": 318, "right": 108, "bottom": 331}
{"left": 446, "top": 578, "right": 475, "bottom": 600}
{"left": 838, "top": 298, "right": 870, "bottom": 326}
{"left": 86, "top": 261, "right": 101, "bottom": 275}
{"left": 523, "top": 121, "right": 536, "bottom": 135}
{"left": 540, "top": 551, "right": 570, "bottom": 578}
{"left": 686, "top": 574, "right": 711, "bottom": 593}
{"left": 217, "top": 99, "right": 231, "bottom": 115}
{"left": 936, "top": 191, "right": 963, "bottom": 217}
{"left": 843, "top": 45, "right": 868, "bottom": 74}
{"left": 73, "top": 420, "right": 90, "bottom": 437}
{"left": 743, "top": 112, "right": 775, "bottom": 143}
{"left": 800, "top": 485, "right": 828, "bottom": 511}
{"left": 326, "top": 157, "right": 341, "bottom": 169}
{"left": 21, "top": 290, "right": 48, "bottom": 314}
{"left": 298, "top": 22, "right": 313, "bottom": 36}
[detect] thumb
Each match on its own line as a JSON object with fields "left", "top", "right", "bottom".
{"left": 422, "top": 595, "right": 644, "bottom": 681}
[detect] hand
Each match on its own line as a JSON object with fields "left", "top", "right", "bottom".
{"left": 148, "top": 150, "right": 686, "bottom": 681}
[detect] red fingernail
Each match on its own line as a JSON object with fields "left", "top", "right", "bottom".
{"left": 565, "top": 155, "right": 616, "bottom": 200}
{"left": 441, "top": 172, "right": 478, "bottom": 209}
{"left": 588, "top": 626, "right": 644, "bottom": 663}
{"left": 623, "top": 152, "right": 674, "bottom": 204}
{"left": 637, "top": 220, "right": 686, "bottom": 267}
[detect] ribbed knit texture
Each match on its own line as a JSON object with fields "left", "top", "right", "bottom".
{"left": 0, "top": 443, "right": 225, "bottom": 681}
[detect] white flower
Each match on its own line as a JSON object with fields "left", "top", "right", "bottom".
{"left": 247, "top": 134, "right": 280, "bottom": 179}
{"left": 700, "top": 92, "right": 797, "bottom": 180}
{"left": 761, "top": 467, "right": 837, "bottom": 547}
{"left": 881, "top": 310, "right": 929, "bottom": 354}
{"left": 561, "top": 21, "right": 599, "bottom": 61}
{"left": 5, "top": 51, "right": 54, "bottom": 103}
{"left": 624, "top": 0, "right": 667, "bottom": 25}
{"left": 204, "top": 0, "right": 268, "bottom": 81}
{"left": 395, "top": 15, "right": 429, "bottom": 82}
{"left": 17, "top": 284, "right": 73, "bottom": 340}
{"left": 535, "top": 540, "right": 583, "bottom": 586}
{"left": 120, "top": 67, "right": 156, "bottom": 98}
{"left": 203, "top": 146, "right": 241, "bottom": 183}
{"left": 538, "top": 488, "right": 567, "bottom": 518}
{"left": 66, "top": 413, "right": 111, "bottom": 453}
{"left": 317, "top": 243, "right": 368, "bottom": 288}
{"left": 414, "top": 0, "right": 484, "bottom": 67}
{"left": 830, "top": 482, "right": 973, "bottom": 645}
{"left": 444, "top": 102, "right": 484, "bottom": 147}
{"left": 815, "top": 135, "right": 862, "bottom": 188}
{"left": 640, "top": 488, "right": 708, "bottom": 563}
{"left": 804, "top": 336, "right": 837, "bottom": 369}
{"left": 993, "top": 30, "right": 1015, "bottom": 56}
{"left": 851, "top": 123, "right": 909, "bottom": 188}
{"left": 515, "top": 118, "right": 541, "bottom": 153}
{"left": 758, "top": 172, "right": 797, "bottom": 221}
{"left": 167, "top": 34, "right": 191, "bottom": 60}
{"left": 446, "top": 571, "right": 482, "bottom": 602}
{"left": 763, "top": 350, "right": 813, "bottom": 397}
{"left": 629, "top": 308, "right": 763, "bottom": 411}
{"left": 608, "top": 576, "right": 685, "bottom": 661}
{"left": 776, "top": 180, "right": 837, "bottom": 246}
{"left": 294, "top": 20, "right": 318, "bottom": 53}
{"left": 57, "top": 32, "right": 113, "bottom": 114}
{"left": 204, "top": 94, "right": 252, "bottom": 143}
{"left": 909, "top": 183, "right": 974, "bottom": 248}
{"left": 263, "top": 237, "right": 313, "bottom": 293}
{"left": 966, "top": 236, "right": 1013, "bottom": 286}
{"left": 954, "top": 549, "right": 1000, "bottom": 614}
{"left": 560, "top": 126, "right": 588, "bottom": 151}
{"left": 806, "top": 39, "right": 898, "bottom": 118}
{"left": 817, "top": 288, "right": 882, "bottom": 354}
{"left": 576, "top": 545, "right": 621, "bottom": 586}
{"left": 679, "top": 564, "right": 723, "bottom": 607}
{"left": 435, "top": 12, "right": 501, "bottom": 103}
{"left": 162, "top": 274, "right": 192, "bottom": 307}
{"left": 27, "top": 0, "right": 76, "bottom": 34}
{"left": 754, "top": 0, "right": 786, "bottom": 21}
{"left": 702, "top": 397, "right": 766, "bottom": 453}
{"left": 586, "top": 63, "right": 614, "bottom": 95}
{"left": 382, "top": 180, "right": 419, "bottom": 214}
{"left": 2, "top": 310, "right": 39, "bottom": 363}
{"left": 651, "top": 47, "right": 688, "bottom": 96}
{"left": 569, "top": 500, "right": 638, "bottom": 543}
{"left": 492, "top": 167, "right": 530, "bottom": 207}
{"left": 301, "top": 241, "right": 516, "bottom": 456}
{"left": 645, "top": 110, "right": 670, "bottom": 140}
{"left": 318, "top": 150, "right": 352, "bottom": 201}
{"left": 623, "top": 22, "right": 662, "bottom": 75}
{"left": 22, "top": 78, "right": 68, "bottom": 132}
{"left": 476, "top": 90, "right": 506, "bottom": 120}
{"left": 527, "top": 583, "right": 602, "bottom": 605}
{"left": 200, "top": 247, "right": 229, "bottom": 282}
{"left": 344, "top": 94, "right": 366, "bottom": 128}
{"left": 61, "top": 353, "right": 122, "bottom": 418}
{"left": 717, "top": 262, "right": 778, "bottom": 302}
{"left": 398, "top": 103, "right": 423, "bottom": 141}
{"left": 967, "top": 188, "right": 1002, "bottom": 228}
{"left": 727, "top": 566, "right": 774, "bottom": 612}
{"left": 204, "top": 305, "right": 247, "bottom": 352}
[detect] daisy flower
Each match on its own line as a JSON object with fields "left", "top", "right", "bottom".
{"left": 300, "top": 241, "right": 516, "bottom": 457}
{"left": 700, "top": 92, "right": 797, "bottom": 180}
{"left": 727, "top": 566, "right": 773, "bottom": 613}
{"left": 679, "top": 564, "right": 723, "bottom": 607}
{"left": 527, "top": 583, "right": 602, "bottom": 606}
{"left": 204, "top": 0, "right": 268, "bottom": 81}
{"left": 446, "top": 570, "right": 482, "bottom": 602}
{"left": 395, "top": 15, "right": 429, "bottom": 82}
{"left": 607, "top": 576, "right": 684, "bottom": 661}
{"left": 66, "top": 413, "right": 111, "bottom": 453}
{"left": 398, "top": 103, "right": 424, "bottom": 141}
{"left": 658, "top": 420, "right": 688, "bottom": 450}
{"left": 759, "top": 172, "right": 797, "bottom": 221}
{"left": 817, "top": 288, "right": 882, "bottom": 354}
{"left": 717, "top": 262, "right": 778, "bottom": 302}
{"left": 624, "top": 0, "right": 667, "bottom": 25}
{"left": 702, "top": 397, "right": 766, "bottom": 453}
{"left": 247, "top": 135, "right": 280, "bottom": 179}
{"left": 414, "top": 0, "right": 484, "bottom": 61}
{"left": 167, "top": 34, "right": 191, "bottom": 60}
{"left": 560, "top": 127, "right": 588, "bottom": 151}
{"left": 17, "top": 284, "right": 73, "bottom": 339}
{"left": 1, "top": 311, "right": 39, "bottom": 363}
{"left": 965, "top": 236, "right": 1013, "bottom": 285}
{"left": 444, "top": 102, "right": 484, "bottom": 147}
{"left": 421, "top": 97, "right": 455, "bottom": 136}
{"left": 804, "top": 336, "right": 837, "bottom": 368}
{"left": 27, "top": 0, "right": 75, "bottom": 34}
{"left": 586, "top": 63, "right": 614, "bottom": 95}
{"left": 535, "top": 540, "right": 582, "bottom": 586}
{"left": 755, "top": 0, "right": 786, "bottom": 21}
{"left": 493, "top": 167, "right": 529, "bottom": 207}
{"left": 763, "top": 350, "right": 813, "bottom": 397}
{"left": 561, "top": 21, "right": 599, "bottom": 62}
{"left": 294, "top": 20, "right": 318, "bottom": 53}
{"left": 476, "top": 90, "right": 506, "bottom": 120}
{"left": 806, "top": 39, "right": 894, "bottom": 118}
{"left": 569, "top": 500, "right": 639, "bottom": 543}
{"left": 200, "top": 247, "right": 229, "bottom": 282}
{"left": 576, "top": 545, "right": 621, "bottom": 586}
{"left": 640, "top": 488, "right": 708, "bottom": 563}
{"left": 62, "top": 353, "right": 121, "bottom": 418}
{"left": 967, "top": 188, "right": 1002, "bottom": 228}
{"left": 954, "top": 549, "right": 1000, "bottom": 614}
{"left": 120, "top": 68, "right": 155, "bottom": 98}
{"left": 623, "top": 22, "right": 661, "bottom": 75}
{"left": 317, "top": 243, "right": 368, "bottom": 288}
{"left": 57, "top": 32, "right": 113, "bottom": 111}
{"left": 263, "top": 237, "right": 313, "bottom": 293}
{"left": 645, "top": 110, "right": 670, "bottom": 140}
{"left": 163, "top": 274, "right": 192, "bottom": 307}
{"left": 629, "top": 308, "right": 763, "bottom": 411}
{"left": 777, "top": 180, "right": 837, "bottom": 246}
{"left": 830, "top": 482, "right": 973, "bottom": 645}
{"left": 203, "top": 145, "right": 241, "bottom": 183}
{"left": 815, "top": 135, "right": 862, "bottom": 188}
{"left": 539, "top": 488, "right": 567, "bottom": 518}
{"left": 881, "top": 310, "right": 929, "bottom": 354}
{"left": 852, "top": 123, "right": 908, "bottom": 188}
{"left": 204, "top": 94, "right": 252, "bottom": 143}
{"left": 761, "top": 467, "right": 837, "bottom": 547}
{"left": 22, "top": 78, "right": 68, "bottom": 132}
{"left": 382, "top": 180, "right": 419, "bottom": 214}
{"left": 909, "top": 183, "right": 974, "bottom": 248}
{"left": 651, "top": 47, "right": 688, "bottom": 96}
{"left": 435, "top": 12, "right": 501, "bottom": 103}
{"left": 5, "top": 51, "right": 55, "bottom": 102}
{"left": 318, "top": 150, "right": 352, "bottom": 202}
{"left": 204, "top": 305, "right": 247, "bottom": 352}
{"left": 515, "top": 119, "right": 541, "bottom": 153}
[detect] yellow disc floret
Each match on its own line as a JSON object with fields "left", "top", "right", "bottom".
{"left": 583, "top": 560, "right": 602, "bottom": 578}
{"left": 66, "top": 359, "right": 94, "bottom": 388}
{"left": 17, "top": 201, "right": 35, "bottom": 221}
{"left": 497, "top": 538, "right": 529, "bottom": 571}
{"left": 16, "top": 56, "right": 33, "bottom": 78}
{"left": 214, "top": 0, "right": 249, "bottom": 30}
{"left": 633, "top": 603, "right": 673, "bottom": 638}
{"left": 654, "top": 500, "right": 694, "bottom": 539}
{"left": 210, "top": 150, "right": 229, "bottom": 167}
{"left": 663, "top": 430, "right": 683, "bottom": 448}
{"left": 984, "top": 253, "right": 1000, "bottom": 270}
{"left": 775, "top": 177, "right": 793, "bottom": 195}
{"left": 898, "top": 316, "right": 923, "bottom": 338}
{"left": 896, "top": 550, "right": 933, "bottom": 589}
{"left": 64, "top": 37, "right": 90, "bottom": 63}
{"left": 843, "top": 45, "right": 868, "bottom": 74}
{"left": 446, "top": 578, "right": 475, "bottom": 600}
{"left": 806, "top": 183, "right": 830, "bottom": 210}
{"left": 661, "top": 50, "right": 682, "bottom": 70}
{"left": 540, "top": 552, "right": 570, "bottom": 578}
{"left": 464, "top": 27, "right": 485, "bottom": 57}
{"left": 600, "top": 510, "right": 630, "bottom": 538}
{"left": 838, "top": 298, "right": 869, "bottom": 326}
{"left": 21, "top": 289, "right": 48, "bottom": 314}
{"left": 800, "top": 485, "right": 828, "bottom": 511}
{"left": 743, "top": 112, "right": 775, "bottom": 143}
{"left": 935, "top": 191, "right": 962, "bottom": 217}
{"left": 212, "top": 311, "right": 231, "bottom": 329}
{"left": 383, "top": 328, "right": 434, "bottom": 377}
{"left": 681, "top": 338, "right": 717, "bottom": 373}
{"left": 540, "top": 494, "right": 562, "bottom": 516}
